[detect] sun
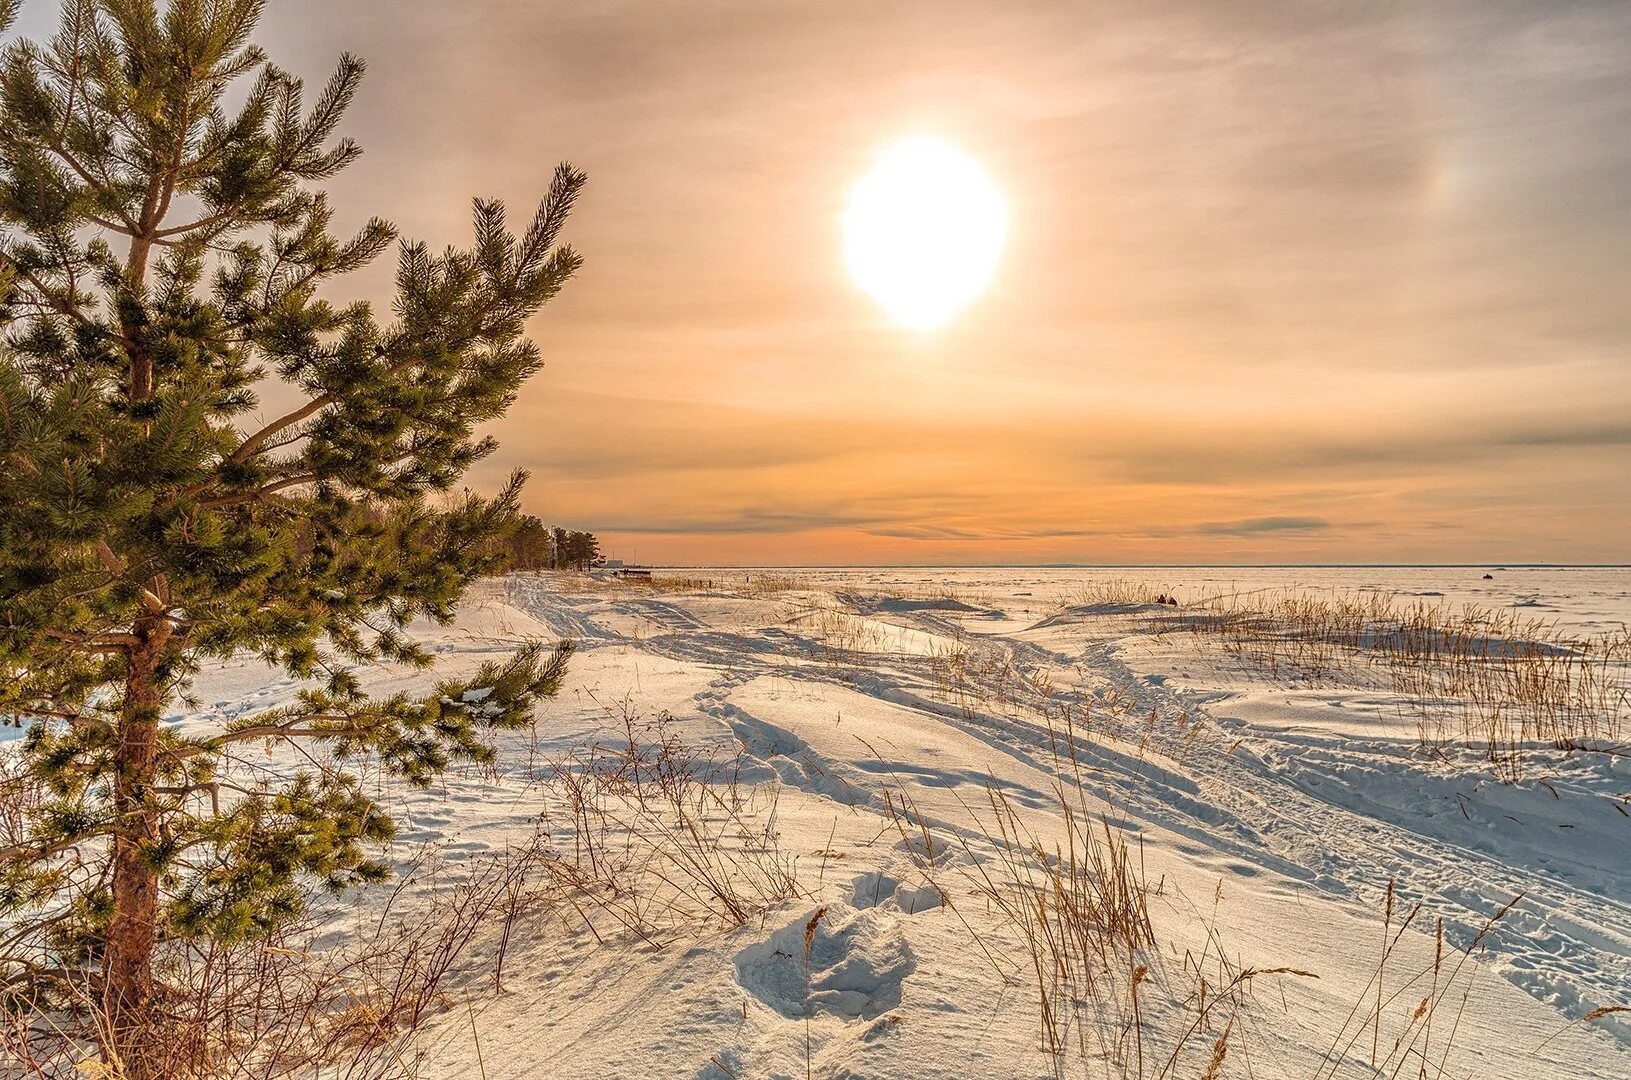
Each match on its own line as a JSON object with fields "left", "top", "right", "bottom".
{"left": 843, "top": 135, "right": 1007, "bottom": 331}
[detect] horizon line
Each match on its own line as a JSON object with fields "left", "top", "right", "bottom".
{"left": 602, "top": 562, "right": 1631, "bottom": 570}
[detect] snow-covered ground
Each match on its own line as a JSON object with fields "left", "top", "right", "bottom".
{"left": 176, "top": 568, "right": 1631, "bottom": 1077}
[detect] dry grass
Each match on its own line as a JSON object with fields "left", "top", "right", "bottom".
{"left": 611, "top": 570, "right": 807, "bottom": 598}
{"left": 784, "top": 599, "right": 898, "bottom": 667}
{"left": 1, "top": 842, "right": 555, "bottom": 1079}
{"left": 964, "top": 783, "right": 1155, "bottom": 1067}
{"left": 1311, "top": 883, "right": 1521, "bottom": 1080}
{"left": 1178, "top": 589, "right": 1629, "bottom": 780}
{"left": 924, "top": 631, "right": 1041, "bottom": 719}
{"left": 1054, "top": 580, "right": 1188, "bottom": 611}
{"left": 0, "top": 701, "right": 805, "bottom": 1078}
{"left": 934, "top": 777, "right": 1520, "bottom": 1079}
{"left": 871, "top": 701, "right": 1535, "bottom": 1080}
{"left": 867, "top": 581, "right": 998, "bottom": 609}
{"left": 537, "top": 706, "right": 802, "bottom": 945}
{"left": 873, "top": 704, "right": 1286, "bottom": 1080}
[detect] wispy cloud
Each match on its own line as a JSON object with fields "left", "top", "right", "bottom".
{"left": 1194, "top": 517, "right": 1330, "bottom": 537}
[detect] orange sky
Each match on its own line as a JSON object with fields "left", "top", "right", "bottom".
{"left": 22, "top": 1, "right": 1629, "bottom": 563}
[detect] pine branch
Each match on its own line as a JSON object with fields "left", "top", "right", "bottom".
{"left": 0, "top": 68, "right": 143, "bottom": 232}
{"left": 42, "top": 629, "right": 141, "bottom": 653}
{"left": 194, "top": 470, "right": 319, "bottom": 508}
{"left": 0, "top": 831, "right": 111, "bottom": 865}
{"left": 219, "top": 393, "right": 336, "bottom": 467}
{"left": 152, "top": 206, "right": 246, "bottom": 239}
{"left": 0, "top": 245, "right": 112, "bottom": 337}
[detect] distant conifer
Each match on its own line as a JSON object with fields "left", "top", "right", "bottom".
{"left": 0, "top": 1, "right": 581, "bottom": 1069}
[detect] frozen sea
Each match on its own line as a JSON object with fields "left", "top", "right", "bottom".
{"left": 667, "top": 565, "right": 1631, "bottom": 635}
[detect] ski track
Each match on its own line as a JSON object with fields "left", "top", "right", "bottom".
{"left": 175, "top": 575, "right": 1629, "bottom": 1055}
{"left": 500, "top": 581, "right": 1631, "bottom": 1044}
{"left": 1078, "top": 640, "right": 1631, "bottom": 1032}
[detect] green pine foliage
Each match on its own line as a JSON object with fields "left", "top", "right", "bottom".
{"left": 0, "top": 0, "right": 581, "bottom": 1045}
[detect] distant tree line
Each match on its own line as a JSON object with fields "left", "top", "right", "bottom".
{"left": 487, "top": 515, "right": 602, "bottom": 571}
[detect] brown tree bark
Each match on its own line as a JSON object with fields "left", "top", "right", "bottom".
{"left": 104, "top": 615, "right": 170, "bottom": 1078}
{"left": 124, "top": 232, "right": 155, "bottom": 408}
{"left": 104, "top": 160, "right": 171, "bottom": 1080}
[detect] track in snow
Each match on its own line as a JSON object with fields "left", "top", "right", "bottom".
{"left": 508, "top": 580, "right": 1631, "bottom": 1045}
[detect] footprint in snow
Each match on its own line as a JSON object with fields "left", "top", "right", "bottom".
{"left": 895, "top": 831, "right": 957, "bottom": 866}
{"left": 734, "top": 904, "right": 915, "bottom": 1021}
{"left": 850, "top": 871, "right": 944, "bottom": 915}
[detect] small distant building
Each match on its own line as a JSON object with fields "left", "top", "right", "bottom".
{"left": 602, "top": 559, "right": 624, "bottom": 569}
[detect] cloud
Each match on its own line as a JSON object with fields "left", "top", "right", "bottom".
{"left": 1077, "top": 411, "right": 1631, "bottom": 486}
{"left": 1193, "top": 517, "right": 1331, "bottom": 537}
{"left": 865, "top": 518, "right": 1334, "bottom": 543}
{"left": 587, "top": 508, "right": 896, "bottom": 536}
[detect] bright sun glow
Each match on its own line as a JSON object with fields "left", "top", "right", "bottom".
{"left": 843, "top": 136, "right": 1007, "bottom": 331}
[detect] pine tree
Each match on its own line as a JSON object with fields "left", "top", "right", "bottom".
{"left": 498, "top": 513, "right": 555, "bottom": 571}
{"left": 551, "top": 525, "right": 569, "bottom": 570}
{"left": 568, "top": 529, "right": 600, "bottom": 570}
{"left": 0, "top": 1, "right": 581, "bottom": 1069}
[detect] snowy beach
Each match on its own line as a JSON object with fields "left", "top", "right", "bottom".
{"left": 156, "top": 567, "right": 1631, "bottom": 1078}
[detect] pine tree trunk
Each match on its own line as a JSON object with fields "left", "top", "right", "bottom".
{"left": 105, "top": 618, "right": 170, "bottom": 1078}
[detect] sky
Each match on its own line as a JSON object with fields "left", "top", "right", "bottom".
{"left": 20, "top": 0, "right": 1631, "bottom": 564}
